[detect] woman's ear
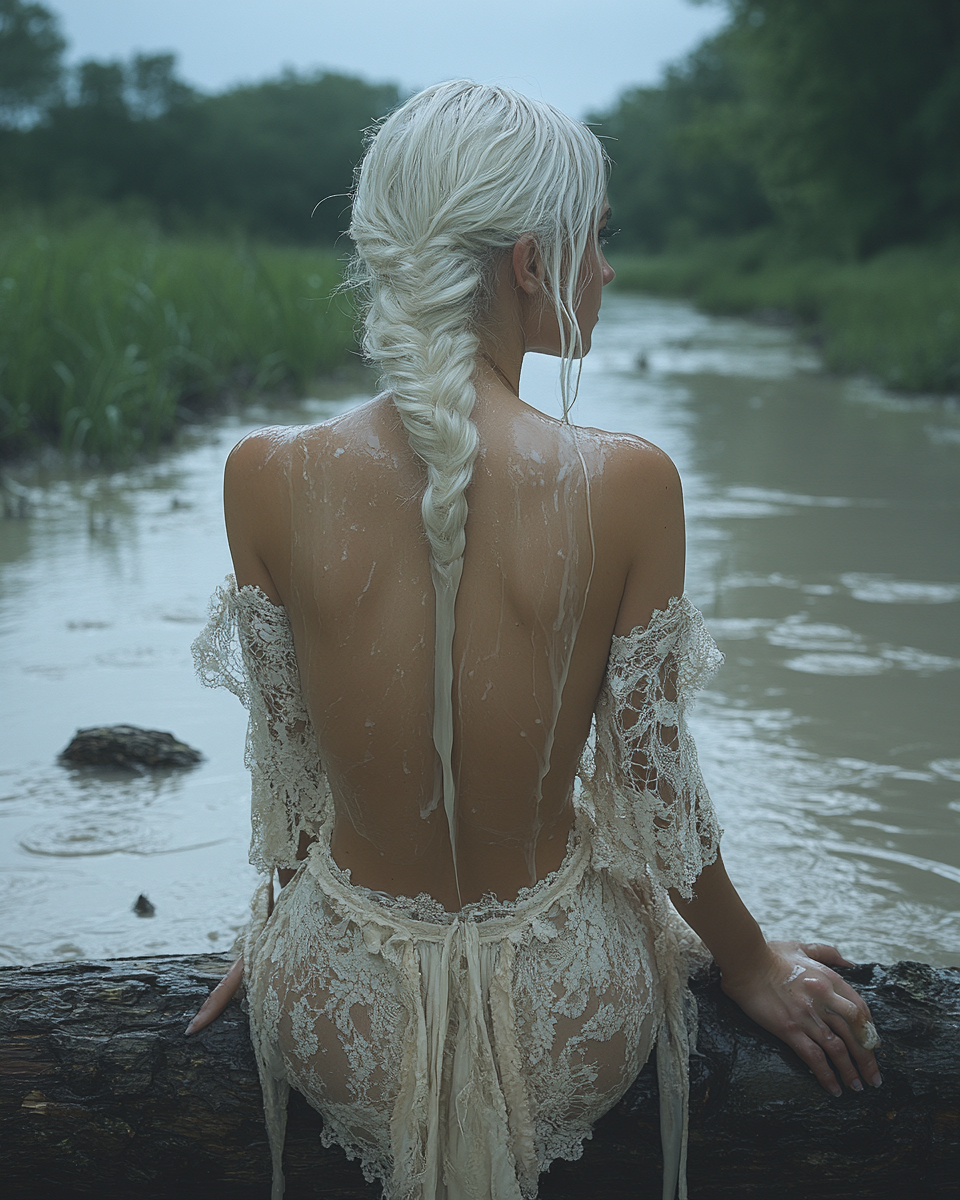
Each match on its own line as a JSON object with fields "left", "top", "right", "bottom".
{"left": 511, "top": 236, "right": 542, "bottom": 296}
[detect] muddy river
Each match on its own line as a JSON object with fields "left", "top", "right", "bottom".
{"left": 1, "top": 292, "right": 957, "bottom": 967}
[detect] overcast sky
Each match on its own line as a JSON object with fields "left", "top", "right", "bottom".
{"left": 44, "top": 0, "right": 727, "bottom": 119}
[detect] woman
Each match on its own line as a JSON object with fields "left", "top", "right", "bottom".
{"left": 190, "top": 81, "right": 881, "bottom": 1200}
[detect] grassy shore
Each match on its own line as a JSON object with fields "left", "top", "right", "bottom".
{"left": 0, "top": 212, "right": 357, "bottom": 461}
{"left": 610, "top": 235, "right": 960, "bottom": 395}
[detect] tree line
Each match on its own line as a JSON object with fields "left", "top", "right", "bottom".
{"left": 2, "top": 0, "right": 958, "bottom": 257}
{"left": 0, "top": 0, "right": 401, "bottom": 242}
{"left": 592, "top": 0, "right": 960, "bottom": 257}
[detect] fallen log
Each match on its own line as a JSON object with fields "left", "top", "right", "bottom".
{"left": 0, "top": 955, "right": 955, "bottom": 1199}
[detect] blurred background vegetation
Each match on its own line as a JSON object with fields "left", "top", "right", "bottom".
{"left": 592, "top": 0, "right": 960, "bottom": 394}
{"left": 1, "top": 0, "right": 958, "bottom": 460}
{"left": 0, "top": 0, "right": 399, "bottom": 458}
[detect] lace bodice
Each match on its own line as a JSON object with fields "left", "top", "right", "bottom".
{"left": 192, "top": 578, "right": 722, "bottom": 899}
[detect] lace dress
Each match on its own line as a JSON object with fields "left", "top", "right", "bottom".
{"left": 193, "top": 579, "right": 723, "bottom": 1200}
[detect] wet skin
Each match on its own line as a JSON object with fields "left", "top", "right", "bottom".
{"left": 188, "top": 218, "right": 882, "bottom": 1098}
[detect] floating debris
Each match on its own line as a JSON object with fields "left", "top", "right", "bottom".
{"left": 133, "top": 894, "right": 156, "bottom": 917}
{"left": 60, "top": 725, "right": 203, "bottom": 769}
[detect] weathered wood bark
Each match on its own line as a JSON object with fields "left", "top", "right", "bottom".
{"left": 0, "top": 954, "right": 956, "bottom": 1199}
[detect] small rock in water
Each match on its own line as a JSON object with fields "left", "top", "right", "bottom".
{"left": 133, "top": 894, "right": 156, "bottom": 917}
{"left": 60, "top": 725, "right": 202, "bottom": 769}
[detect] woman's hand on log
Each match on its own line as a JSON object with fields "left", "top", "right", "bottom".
{"left": 185, "top": 956, "right": 244, "bottom": 1036}
{"left": 720, "top": 940, "right": 882, "bottom": 1097}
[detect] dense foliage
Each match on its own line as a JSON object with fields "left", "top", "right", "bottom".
{"left": 0, "top": 0, "right": 64, "bottom": 122}
{"left": 593, "top": 0, "right": 960, "bottom": 394}
{"left": 593, "top": 0, "right": 960, "bottom": 256}
{"left": 4, "top": 0, "right": 957, "bottom": 255}
{"left": 0, "top": 212, "right": 356, "bottom": 458}
{"left": 0, "top": 1, "right": 401, "bottom": 242}
{"left": 590, "top": 29, "right": 772, "bottom": 251}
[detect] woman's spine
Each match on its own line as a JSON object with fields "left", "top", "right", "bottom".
{"left": 362, "top": 243, "right": 482, "bottom": 902}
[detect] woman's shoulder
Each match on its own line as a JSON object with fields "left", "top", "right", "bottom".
{"left": 225, "top": 395, "right": 392, "bottom": 478}
{"left": 225, "top": 423, "right": 302, "bottom": 478}
{"left": 571, "top": 424, "right": 686, "bottom": 633}
{"left": 571, "top": 423, "right": 682, "bottom": 507}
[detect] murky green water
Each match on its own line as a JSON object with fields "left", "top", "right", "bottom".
{"left": 1, "top": 293, "right": 957, "bottom": 966}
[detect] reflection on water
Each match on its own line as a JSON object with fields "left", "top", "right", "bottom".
{"left": 1, "top": 295, "right": 957, "bottom": 966}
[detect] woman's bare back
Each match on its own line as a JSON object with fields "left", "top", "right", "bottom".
{"left": 224, "top": 391, "right": 685, "bottom": 909}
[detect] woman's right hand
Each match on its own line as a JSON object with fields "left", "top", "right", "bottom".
{"left": 720, "top": 940, "right": 882, "bottom": 1097}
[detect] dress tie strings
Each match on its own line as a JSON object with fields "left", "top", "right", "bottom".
{"left": 403, "top": 919, "right": 533, "bottom": 1199}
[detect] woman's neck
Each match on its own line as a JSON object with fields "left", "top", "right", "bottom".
{"left": 480, "top": 350, "right": 520, "bottom": 398}
{"left": 474, "top": 340, "right": 527, "bottom": 410}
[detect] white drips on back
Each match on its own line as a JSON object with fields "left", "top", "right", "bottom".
{"left": 348, "top": 80, "right": 608, "bottom": 904}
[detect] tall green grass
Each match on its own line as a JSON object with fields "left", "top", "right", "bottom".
{"left": 610, "top": 235, "right": 960, "bottom": 394}
{"left": 0, "top": 212, "right": 357, "bottom": 460}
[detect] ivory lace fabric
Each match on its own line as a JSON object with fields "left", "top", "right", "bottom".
{"left": 192, "top": 579, "right": 723, "bottom": 1200}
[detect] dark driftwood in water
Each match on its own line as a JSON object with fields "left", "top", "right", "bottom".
{"left": 59, "top": 725, "right": 202, "bottom": 769}
{"left": 0, "top": 955, "right": 956, "bottom": 1199}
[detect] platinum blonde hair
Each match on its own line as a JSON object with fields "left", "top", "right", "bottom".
{"left": 348, "top": 80, "right": 608, "bottom": 890}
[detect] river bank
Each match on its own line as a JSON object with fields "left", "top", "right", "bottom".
{"left": 0, "top": 212, "right": 357, "bottom": 462}
{"left": 610, "top": 235, "right": 960, "bottom": 396}
{"left": 6, "top": 216, "right": 958, "bottom": 467}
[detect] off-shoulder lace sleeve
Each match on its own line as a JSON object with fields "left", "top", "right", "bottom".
{"left": 192, "top": 575, "right": 331, "bottom": 873}
{"left": 582, "top": 594, "right": 723, "bottom": 899}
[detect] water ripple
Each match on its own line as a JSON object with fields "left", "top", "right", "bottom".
{"left": 827, "top": 843, "right": 960, "bottom": 886}
{"left": 784, "top": 653, "right": 892, "bottom": 676}
{"left": 841, "top": 574, "right": 960, "bottom": 604}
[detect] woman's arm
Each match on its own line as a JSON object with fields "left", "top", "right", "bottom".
{"left": 185, "top": 433, "right": 318, "bottom": 1036}
{"left": 223, "top": 429, "right": 287, "bottom": 604}
{"left": 606, "top": 442, "right": 882, "bottom": 1095}
{"left": 670, "top": 853, "right": 882, "bottom": 1095}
